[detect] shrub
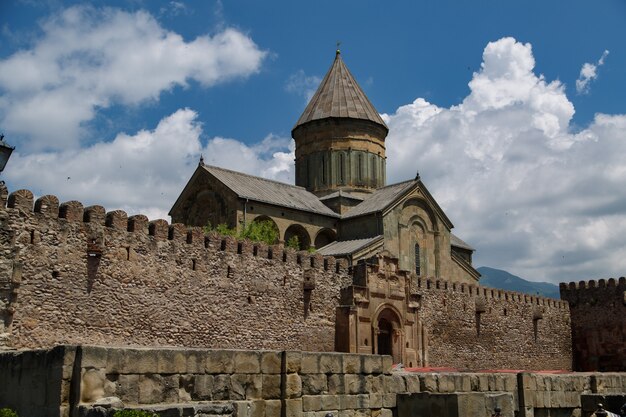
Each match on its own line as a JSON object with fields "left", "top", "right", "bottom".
{"left": 286, "top": 235, "right": 300, "bottom": 250}
{"left": 214, "top": 223, "right": 237, "bottom": 236}
{"left": 0, "top": 409, "right": 19, "bottom": 417}
{"left": 240, "top": 220, "right": 279, "bottom": 245}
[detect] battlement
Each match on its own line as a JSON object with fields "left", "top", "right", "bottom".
{"left": 416, "top": 277, "right": 569, "bottom": 309}
{"left": 2, "top": 187, "right": 349, "bottom": 274}
{"left": 559, "top": 277, "right": 626, "bottom": 291}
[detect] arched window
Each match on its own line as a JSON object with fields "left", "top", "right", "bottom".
{"left": 321, "top": 154, "right": 326, "bottom": 185}
{"left": 358, "top": 153, "right": 364, "bottom": 183}
{"left": 415, "top": 243, "right": 421, "bottom": 276}
{"left": 339, "top": 153, "right": 345, "bottom": 184}
{"left": 372, "top": 154, "right": 377, "bottom": 183}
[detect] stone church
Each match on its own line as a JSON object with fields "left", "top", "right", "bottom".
{"left": 170, "top": 51, "right": 480, "bottom": 363}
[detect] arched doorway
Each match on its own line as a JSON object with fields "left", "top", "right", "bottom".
{"left": 377, "top": 318, "right": 393, "bottom": 356}
{"left": 284, "top": 224, "right": 311, "bottom": 250}
{"left": 374, "top": 307, "right": 403, "bottom": 364}
{"left": 314, "top": 228, "right": 336, "bottom": 249}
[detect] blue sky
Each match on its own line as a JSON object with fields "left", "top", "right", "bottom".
{"left": 1, "top": 0, "right": 625, "bottom": 283}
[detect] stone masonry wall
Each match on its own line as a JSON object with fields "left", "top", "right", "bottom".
{"left": 1, "top": 346, "right": 625, "bottom": 417}
{"left": 0, "top": 186, "right": 351, "bottom": 351}
{"left": 560, "top": 278, "right": 626, "bottom": 371}
{"left": 415, "top": 278, "right": 572, "bottom": 370}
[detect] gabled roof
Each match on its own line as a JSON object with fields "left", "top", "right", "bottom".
{"left": 342, "top": 180, "right": 415, "bottom": 218}
{"left": 342, "top": 177, "right": 454, "bottom": 230}
{"left": 451, "top": 234, "right": 475, "bottom": 251}
{"left": 184, "top": 164, "right": 339, "bottom": 217}
{"left": 317, "top": 235, "right": 384, "bottom": 257}
{"left": 293, "top": 51, "right": 388, "bottom": 131}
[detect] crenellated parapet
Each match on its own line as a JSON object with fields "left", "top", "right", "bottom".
{"left": 0, "top": 185, "right": 350, "bottom": 351}
{"left": 2, "top": 187, "right": 349, "bottom": 274}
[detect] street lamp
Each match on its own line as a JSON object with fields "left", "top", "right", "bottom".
{"left": 0, "top": 134, "right": 14, "bottom": 174}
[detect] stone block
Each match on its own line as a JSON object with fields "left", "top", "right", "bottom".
{"left": 81, "top": 368, "right": 106, "bottom": 403}
{"left": 261, "top": 352, "right": 281, "bottom": 374}
{"left": 207, "top": 350, "right": 235, "bottom": 374}
{"left": 303, "top": 395, "right": 322, "bottom": 412}
{"left": 327, "top": 374, "right": 345, "bottom": 395}
{"left": 382, "top": 393, "right": 397, "bottom": 408}
{"left": 265, "top": 400, "right": 282, "bottom": 417}
{"left": 342, "top": 355, "right": 362, "bottom": 374}
{"left": 213, "top": 374, "right": 232, "bottom": 400}
{"left": 361, "top": 356, "right": 383, "bottom": 375}
{"left": 404, "top": 374, "right": 420, "bottom": 393}
{"left": 338, "top": 410, "right": 355, "bottom": 417}
{"left": 365, "top": 375, "right": 383, "bottom": 394}
{"left": 320, "top": 395, "right": 340, "bottom": 410}
{"left": 80, "top": 347, "right": 108, "bottom": 369}
{"left": 286, "top": 373, "right": 302, "bottom": 398}
{"left": 126, "top": 349, "right": 158, "bottom": 374}
{"left": 285, "top": 351, "right": 302, "bottom": 374}
{"left": 344, "top": 374, "right": 364, "bottom": 394}
{"left": 420, "top": 373, "right": 437, "bottom": 392}
{"left": 380, "top": 409, "right": 392, "bottom": 417}
{"left": 285, "top": 399, "right": 303, "bottom": 417}
{"left": 193, "top": 374, "right": 213, "bottom": 400}
{"left": 302, "top": 353, "right": 320, "bottom": 374}
{"left": 369, "top": 393, "right": 383, "bottom": 408}
{"left": 138, "top": 374, "right": 168, "bottom": 404}
{"left": 186, "top": 352, "right": 204, "bottom": 374}
{"left": 231, "top": 374, "right": 262, "bottom": 400}
{"left": 339, "top": 394, "right": 357, "bottom": 410}
{"left": 356, "top": 394, "right": 370, "bottom": 409}
{"left": 302, "top": 374, "right": 328, "bottom": 395}
{"left": 262, "top": 375, "right": 281, "bottom": 399}
{"left": 383, "top": 375, "right": 406, "bottom": 394}
{"left": 319, "top": 354, "right": 342, "bottom": 374}
{"left": 381, "top": 356, "right": 393, "bottom": 375}
{"left": 115, "top": 374, "right": 139, "bottom": 404}
{"left": 157, "top": 349, "right": 188, "bottom": 374}
{"left": 234, "top": 351, "right": 261, "bottom": 374}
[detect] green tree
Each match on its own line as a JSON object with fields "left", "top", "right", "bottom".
{"left": 240, "top": 220, "right": 279, "bottom": 245}
{"left": 0, "top": 409, "right": 19, "bottom": 417}
{"left": 286, "top": 235, "right": 300, "bottom": 250}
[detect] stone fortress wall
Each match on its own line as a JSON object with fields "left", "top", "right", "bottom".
{"left": 1, "top": 345, "right": 625, "bottom": 417}
{"left": 0, "top": 184, "right": 576, "bottom": 371}
{"left": 0, "top": 186, "right": 575, "bottom": 371}
{"left": 560, "top": 278, "right": 626, "bottom": 372}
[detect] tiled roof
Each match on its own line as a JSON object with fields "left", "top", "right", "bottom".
{"left": 319, "top": 190, "right": 364, "bottom": 201}
{"left": 317, "top": 235, "right": 384, "bottom": 257}
{"left": 202, "top": 165, "right": 339, "bottom": 217}
{"left": 451, "top": 234, "right": 475, "bottom": 251}
{"left": 293, "top": 51, "right": 388, "bottom": 130}
{"left": 342, "top": 180, "right": 416, "bottom": 218}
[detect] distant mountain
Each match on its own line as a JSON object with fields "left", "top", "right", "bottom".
{"left": 476, "top": 266, "right": 560, "bottom": 299}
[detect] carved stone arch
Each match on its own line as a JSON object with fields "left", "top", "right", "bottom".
{"left": 372, "top": 303, "right": 404, "bottom": 363}
{"left": 314, "top": 228, "right": 336, "bottom": 249}
{"left": 284, "top": 224, "right": 312, "bottom": 250}
{"left": 401, "top": 197, "right": 438, "bottom": 232}
{"left": 186, "top": 189, "right": 227, "bottom": 228}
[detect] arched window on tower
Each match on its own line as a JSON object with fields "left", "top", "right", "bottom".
{"left": 321, "top": 154, "right": 326, "bottom": 185}
{"left": 415, "top": 243, "right": 421, "bottom": 276}
{"left": 358, "top": 153, "right": 364, "bottom": 183}
{"left": 339, "top": 153, "right": 345, "bottom": 184}
{"left": 372, "top": 154, "right": 377, "bottom": 184}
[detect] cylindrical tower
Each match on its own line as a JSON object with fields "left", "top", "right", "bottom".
{"left": 292, "top": 51, "right": 388, "bottom": 198}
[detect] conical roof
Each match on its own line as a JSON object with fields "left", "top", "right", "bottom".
{"left": 293, "top": 51, "right": 388, "bottom": 131}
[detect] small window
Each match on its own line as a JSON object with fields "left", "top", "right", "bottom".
{"left": 415, "top": 243, "right": 421, "bottom": 276}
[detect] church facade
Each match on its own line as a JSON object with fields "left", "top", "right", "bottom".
{"left": 169, "top": 51, "right": 480, "bottom": 363}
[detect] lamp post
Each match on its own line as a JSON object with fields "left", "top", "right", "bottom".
{"left": 0, "top": 134, "right": 15, "bottom": 176}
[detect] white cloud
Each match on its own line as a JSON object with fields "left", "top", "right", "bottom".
{"left": 383, "top": 37, "right": 626, "bottom": 282}
{"left": 4, "top": 109, "right": 294, "bottom": 220}
{"left": 576, "top": 50, "right": 609, "bottom": 94}
{"left": 285, "top": 70, "right": 322, "bottom": 102}
{"left": 0, "top": 5, "right": 266, "bottom": 151}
